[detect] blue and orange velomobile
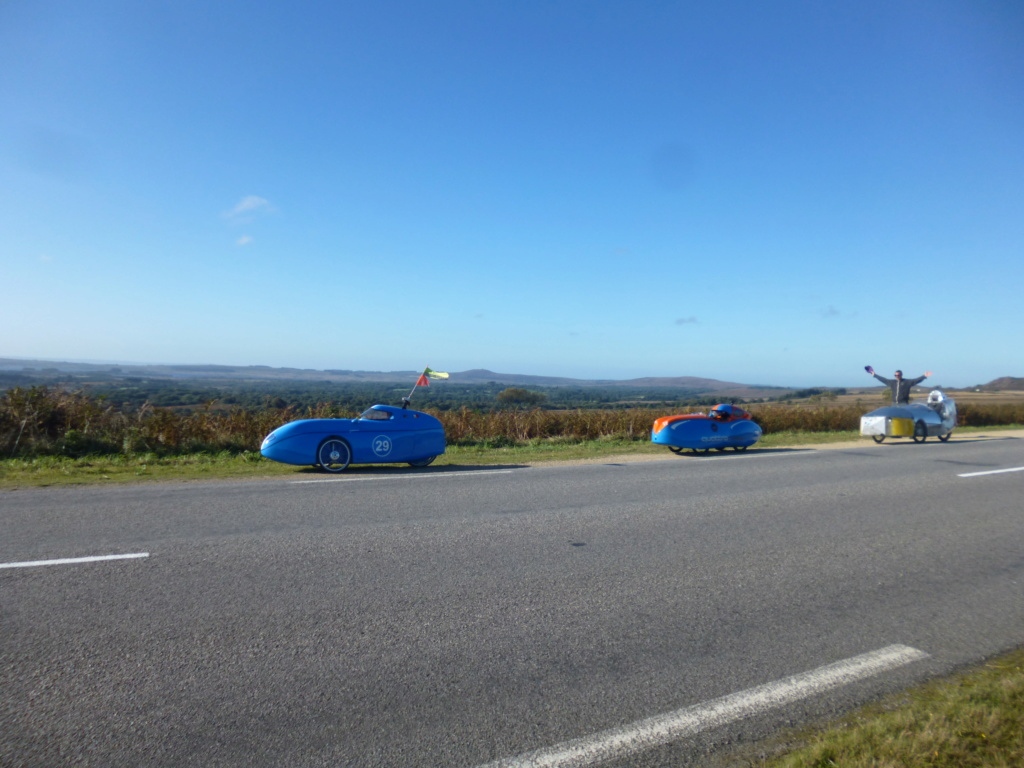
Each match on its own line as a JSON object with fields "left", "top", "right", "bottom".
{"left": 652, "top": 404, "right": 763, "bottom": 454}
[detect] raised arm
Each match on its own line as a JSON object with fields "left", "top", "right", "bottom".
{"left": 908, "top": 371, "right": 933, "bottom": 386}
{"left": 865, "top": 366, "right": 891, "bottom": 385}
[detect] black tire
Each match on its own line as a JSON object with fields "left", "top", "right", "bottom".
{"left": 407, "top": 455, "right": 436, "bottom": 467}
{"left": 668, "top": 446, "right": 684, "bottom": 454}
{"left": 938, "top": 431, "right": 951, "bottom": 442}
{"left": 317, "top": 437, "right": 352, "bottom": 472}
{"left": 872, "top": 435, "right": 885, "bottom": 443}
{"left": 912, "top": 421, "right": 927, "bottom": 443}
{"left": 733, "top": 445, "right": 748, "bottom": 452}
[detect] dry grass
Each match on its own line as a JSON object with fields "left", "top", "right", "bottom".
{"left": 2, "top": 386, "right": 1022, "bottom": 460}
{"left": 754, "top": 647, "right": 1024, "bottom": 768}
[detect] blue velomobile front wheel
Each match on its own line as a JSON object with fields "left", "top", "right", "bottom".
{"left": 317, "top": 437, "right": 351, "bottom": 473}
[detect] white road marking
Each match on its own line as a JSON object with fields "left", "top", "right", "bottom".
{"left": 0, "top": 552, "right": 150, "bottom": 570}
{"left": 476, "top": 644, "right": 929, "bottom": 768}
{"left": 292, "top": 469, "right": 515, "bottom": 484}
{"left": 958, "top": 466, "right": 1024, "bottom": 478}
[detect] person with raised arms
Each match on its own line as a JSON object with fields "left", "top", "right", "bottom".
{"left": 864, "top": 366, "right": 932, "bottom": 405}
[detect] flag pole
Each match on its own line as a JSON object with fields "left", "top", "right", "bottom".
{"left": 402, "top": 368, "right": 429, "bottom": 408}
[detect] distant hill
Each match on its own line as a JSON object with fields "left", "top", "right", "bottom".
{"left": 0, "top": 357, "right": 421, "bottom": 383}
{"left": 974, "top": 376, "right": 1024, "bottom": 391}
{"left": 443, "top": 368, "right": 758, "bottom": 390}
{"left": 0, "top": 358, "right": 784, "bottom": 398}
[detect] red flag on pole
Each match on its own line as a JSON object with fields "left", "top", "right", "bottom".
{"left": 416, "top": 374, "right": 429, "bottom": 386}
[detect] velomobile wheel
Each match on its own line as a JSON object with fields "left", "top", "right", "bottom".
{"left": 317, "top": 437, "right": 351, "bottom": 472}
{"left": 912, "top": 421, "right": 927, "bottom": 443}
{"left": 733, "top": 445, "right": 748, "bottom": 452}
{"left": 407, "top": 455, "right": 436, "bottom": 467}
{"left": 872, "top": 435, "right": 885, "bottom": 443}
{"left": 668, "top": 446, "right": 684, "bottom": 454}
{"left": 938, "top": 431, "right": 951, "bottom": 442}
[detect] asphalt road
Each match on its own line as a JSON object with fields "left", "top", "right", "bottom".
{"left": 2, "top": 435, "right": 1023, "bottom": 767}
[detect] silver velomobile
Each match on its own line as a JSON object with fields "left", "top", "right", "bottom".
{"left": 860, "top": 390, "right": 957, "bottom": 443}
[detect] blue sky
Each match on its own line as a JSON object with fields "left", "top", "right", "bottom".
{"left": 2, "top": 1, "right": 1022, "bottom": 388}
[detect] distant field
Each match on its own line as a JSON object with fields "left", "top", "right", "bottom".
{"left": 804, "top": 388, "right": 1024, "bottom": 408}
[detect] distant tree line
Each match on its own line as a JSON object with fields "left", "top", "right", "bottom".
{"left": 0, "top": 372, "right": 730, "bottom": 412}
{"left": 775, "top": 387, "right": 847, "bottom": 402}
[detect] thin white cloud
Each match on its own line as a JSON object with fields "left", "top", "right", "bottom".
{"left": 224, "top": 195, "right": 274, "bottom": 221}
{"left": 236, "top": 235, "right": 253, "bottom": 246}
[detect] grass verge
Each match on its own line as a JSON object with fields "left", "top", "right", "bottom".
{"left": 0, "top": 450, "right": 298, "bottom": 488}
{"left": 750, "top": 645, "right": 1024, "bottom": 768}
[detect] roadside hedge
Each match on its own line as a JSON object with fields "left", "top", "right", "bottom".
{"left": 1, "top": 386, "right": 1020, "bottom": 459}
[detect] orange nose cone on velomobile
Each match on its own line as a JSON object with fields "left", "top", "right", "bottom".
{"left": 652, "top": 414, "right": 706, "bottom": 435}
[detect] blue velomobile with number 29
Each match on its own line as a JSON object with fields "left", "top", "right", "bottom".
{"left": 260, "top": 404, "right": 446, "bottom": 472}
{"left": 261, "top": 367, "right": 449, "bottom": 472}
